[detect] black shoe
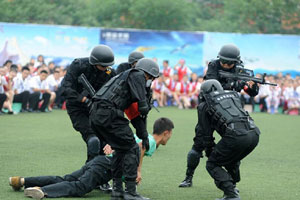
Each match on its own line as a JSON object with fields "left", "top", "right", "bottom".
{"left": 216, "top": 189, "right": 240, "bottom": 200}
{"left": 111, "top": 190, "right": 124, "bottom": 200}
{"left": 7, "top": 111, "right": 14, "bottom": 114}
{"left": 123, "top": 192, "right": 150, "bottom": 200}
{"left": 178, "top": 176, "right": 193, "bottom": 187}
{"left": 99, "top": 182, "right": 112, "bottom": 193}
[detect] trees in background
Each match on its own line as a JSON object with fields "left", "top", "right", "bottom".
{"left": 0, "top": 0, "right": 299, "bottom": 34}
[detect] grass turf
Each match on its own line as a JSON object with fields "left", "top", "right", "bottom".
{"left": 0, "top": 107, "right": 300, "bottom": 200}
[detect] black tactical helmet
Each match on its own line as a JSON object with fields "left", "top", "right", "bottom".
{"left": 128, "top": 51, "right": 144, "bottom": 64}
{"left": 200, "top": 80, "right": 224, "bottom": 95}
{"left": 89, "top": 45, "right": 115, "bottom": 66}
{"left": 218, "top": 44, "right": 240, "bottom": 62}
{"left": 135, "top": 58, "right": 159, "bottom": 78}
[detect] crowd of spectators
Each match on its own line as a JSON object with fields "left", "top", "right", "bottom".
{"left": 0, "top": 56, "right": 299, "bottom": 115}
{"left": 0, "top": 55, "right": 66, "bottom": 115}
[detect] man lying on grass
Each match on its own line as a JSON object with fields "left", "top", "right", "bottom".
{"left": 9, "top": 117, "right": 174, "bottom": 200}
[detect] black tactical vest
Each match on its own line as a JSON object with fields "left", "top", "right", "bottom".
{"left": 93, "top": 69, "right": 133, "bottom": 110}
{"left": 204, "top": 90, "right": 249, "bottom": 130}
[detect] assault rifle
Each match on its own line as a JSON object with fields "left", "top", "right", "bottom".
{"left": 78, "top": 73, "right": 96, "bottom": 97}
{"left": 218, "top": 65, "right": 277, "bottom": 87}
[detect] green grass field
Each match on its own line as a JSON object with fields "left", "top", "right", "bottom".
{"left": 1, "top": 108, "right": 300, "bottom": 200}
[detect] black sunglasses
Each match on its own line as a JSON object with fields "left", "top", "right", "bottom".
{"left": 220, "top": 59, "right": 236, "bottom": 65}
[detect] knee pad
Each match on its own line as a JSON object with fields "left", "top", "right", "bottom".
{"left": 187, "top": 149, "right": 202, "bottom": 169}
{"left": 87, "top": 135, "right": 100, "bottom": 156}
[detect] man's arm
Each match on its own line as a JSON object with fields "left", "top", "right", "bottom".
{"left": 136, "top": 142, "right": 146, "bottom": 184}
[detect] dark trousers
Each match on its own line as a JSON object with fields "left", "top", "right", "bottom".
{"left": 54, "top": 87, "right": 65, "bottom": 108}
{"left": 0, "top": 93, "right": 7, "bottom": 110}
{"left": 29, "top": 92, "right": 50, "bottom": 111}
{"left": 24, "top": 156, "right": 112, "bottom": 198}
{"left": 90, "top": 105, "right": 139, "bottom": 181}
{"left": 66, "top": 101, "right": 104, "bottom": 161}
{"left": 13, "top": 91, "right": 30, "bottom": 109}
{"left": 206, "top": 129, "right": 259, "bottom": 194}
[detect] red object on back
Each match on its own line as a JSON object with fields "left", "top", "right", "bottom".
{"left": 125, "top": 102, "right": 140, "bottom": 120}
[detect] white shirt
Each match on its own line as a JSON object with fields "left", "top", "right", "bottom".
{"left": 13, "top": 76, "right": 30, "bottom": 94}
{"left": 29, "top": 75, "right": 48, "bottom": 93}
{"left": 0, "top": 76, "right": 8, "bottom": 94}
{"left": 46, "top": 74, "right": 61, "bottom": 92}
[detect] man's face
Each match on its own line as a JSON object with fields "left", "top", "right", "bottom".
{"left": 96, "top": 65, "right": 108, "bottom": 71}
{"left": 22, "top": 70, "right": 30, "bottom": 79}
{"left": 40, "top": 73, "right": 48, "bottom": 81}
{"left": 161, "top": 130, "right": 173, "bottom": 145}
{"left": 220, "top": 60, "right": 235, "bottom": 70}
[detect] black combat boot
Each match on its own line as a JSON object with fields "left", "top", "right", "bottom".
{"left": 111, "top": 178, "right": 124, "bottom": 200}
{"left": 179, "top": 168, "right": 194, "bottom": 187}
{"left": 123, "top": 181, "right": 150, "bottom": 200}
{"left": 178, "top": 175, "right": 193, "bottom": 187}
{"left": 216, "top": 187, "right": 240, "bottom": 200}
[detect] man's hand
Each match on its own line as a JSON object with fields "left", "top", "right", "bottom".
{"left": 136, "top": 171, "right": 142, "bottom": 185}
{"left": 103, "top": 144, "right": 114, "bottom": 155}
{"left": 205, "top": 147, "right": 214, "bottom": 157}
{"left": 142, "top": 138, "right": 149, "bottom": 151}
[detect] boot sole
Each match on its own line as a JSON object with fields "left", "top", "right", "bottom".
{"left": 24, "top": 188, "right": 44, "bottom": 199}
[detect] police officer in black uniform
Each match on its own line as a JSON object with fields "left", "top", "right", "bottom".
{"left": 205, "top": 44, "right": 259, "bottom": 96}
{"left": 61, "top": 44, "right": 116, "bottom": 163}
{"left": 116, "top": 51, "right": 144, "bottom": 74}
{"left": 179, "top": 44, "right": 259, "bottom": 188}
{"left": 188, "top": 80, "right": 260, "bottom": 200}
{"left": 90, "top": 58, "right": 159, "bottom": 200}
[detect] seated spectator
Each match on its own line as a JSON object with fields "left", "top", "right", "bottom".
{"left": 0, "top": 68, "right": 8, "bottom": 114}
{"left": 28, "top": 70, "right": 51, "bottom": 112}
{"left": 187, "top": 73, "right": 201, "bottom": 108}
{"left": 162, "top": 74, "right": 181, "bottom": 107}
{"left": 175, "top": 75, "right": 190, "bottom": 109}
{"left": 45, "top": 67, "right": 62, "bottom": 111}
{"left": 3, "top": 65, "right": 18, "bottom": 114}
{"left": 151, "top": 75, "right": 164, "bottom": 107}
{"left": 265, "top": 76, "right": 281, "bottom": 114}
{"left": 13, "top": 66, "right": 31, "bottom": 112}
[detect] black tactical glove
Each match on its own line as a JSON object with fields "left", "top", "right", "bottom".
{"left": 231, "top": 80, "right": 245, "bottom": 92}
{"left": 205, "top": 147, "right": 214, "bottom": 157}
{"left": 142, "top": 137, "right": 150, "bottom": 151}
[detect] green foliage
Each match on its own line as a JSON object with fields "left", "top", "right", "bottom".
{"left": 0, "top": 0, "right": 299, "bottom": 34}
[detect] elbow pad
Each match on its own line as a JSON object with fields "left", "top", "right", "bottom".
{"left": 138, "top": 99, "right": 149, "bottom": 116}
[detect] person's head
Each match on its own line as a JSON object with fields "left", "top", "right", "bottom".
{"left": 163, "top": 60, "right": 169, "bottom": 68}
{"left": 191, "top": 73, "right": 198, "bottom": 82}
{"left": 179, "top": 59, "right": 185, "bottom": 66}
{"left": 89, "top": 45, "right": 115, "bottom": 71}
{"left": 48, "top": 61, "right": 55, "bottom": 70}
{"left": 218, "top": 44, "right": 240, "bottom": 70}
{"left": 128, "top": 51, "right": 144, "bottom": 67}
{"left": 21, "top": 66, "right": 30, "bottom": 79}
{"left": 199, "top": 80, "right": 223, "bottom": 100}
{"left": 37, "top": 55, "right": 44, "bottom": 63}
{"left": 182, "top": 75, "right": 189, "bottom": 83}
{"left": 53, "top": 67, "right": 61, "bottom": 79}
{"left": 135, "top": 58, "right": 160, "bottom": 87}
{"left": 153, "top": 117, "right": 174, "bottom": 146}
{"left": 9, "top": 65, "right": 18, "bottom": 79}
{"left": 3, "top": 60, "right": 12, "bottom": 68}
{"left": 39, "top": 70, "right": 48, "bottom": 81}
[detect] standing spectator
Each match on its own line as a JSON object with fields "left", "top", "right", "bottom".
{"left": 28, "top": 70, "right": 50, "bottom": 112}
{"left": 34, "top": 55, "right": 45, "bottom": 68}
{"left": 13, "top": 66, "right": 30, "bottom": 112}
{"left": 174, "top": 59, "right": 192, "bottom": 81}
{"left": 47, "top": 62, "right": 56, "bottom": 74}
{"left": 162, "top": 60, "right": 174, "bottom": 78}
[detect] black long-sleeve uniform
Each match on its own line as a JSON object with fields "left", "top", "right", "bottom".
{"left": 205, "top": 59, "right": 259, "bottom": 97}
{"left": 61, "top": 57, "right": 116, "bottom": 161}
